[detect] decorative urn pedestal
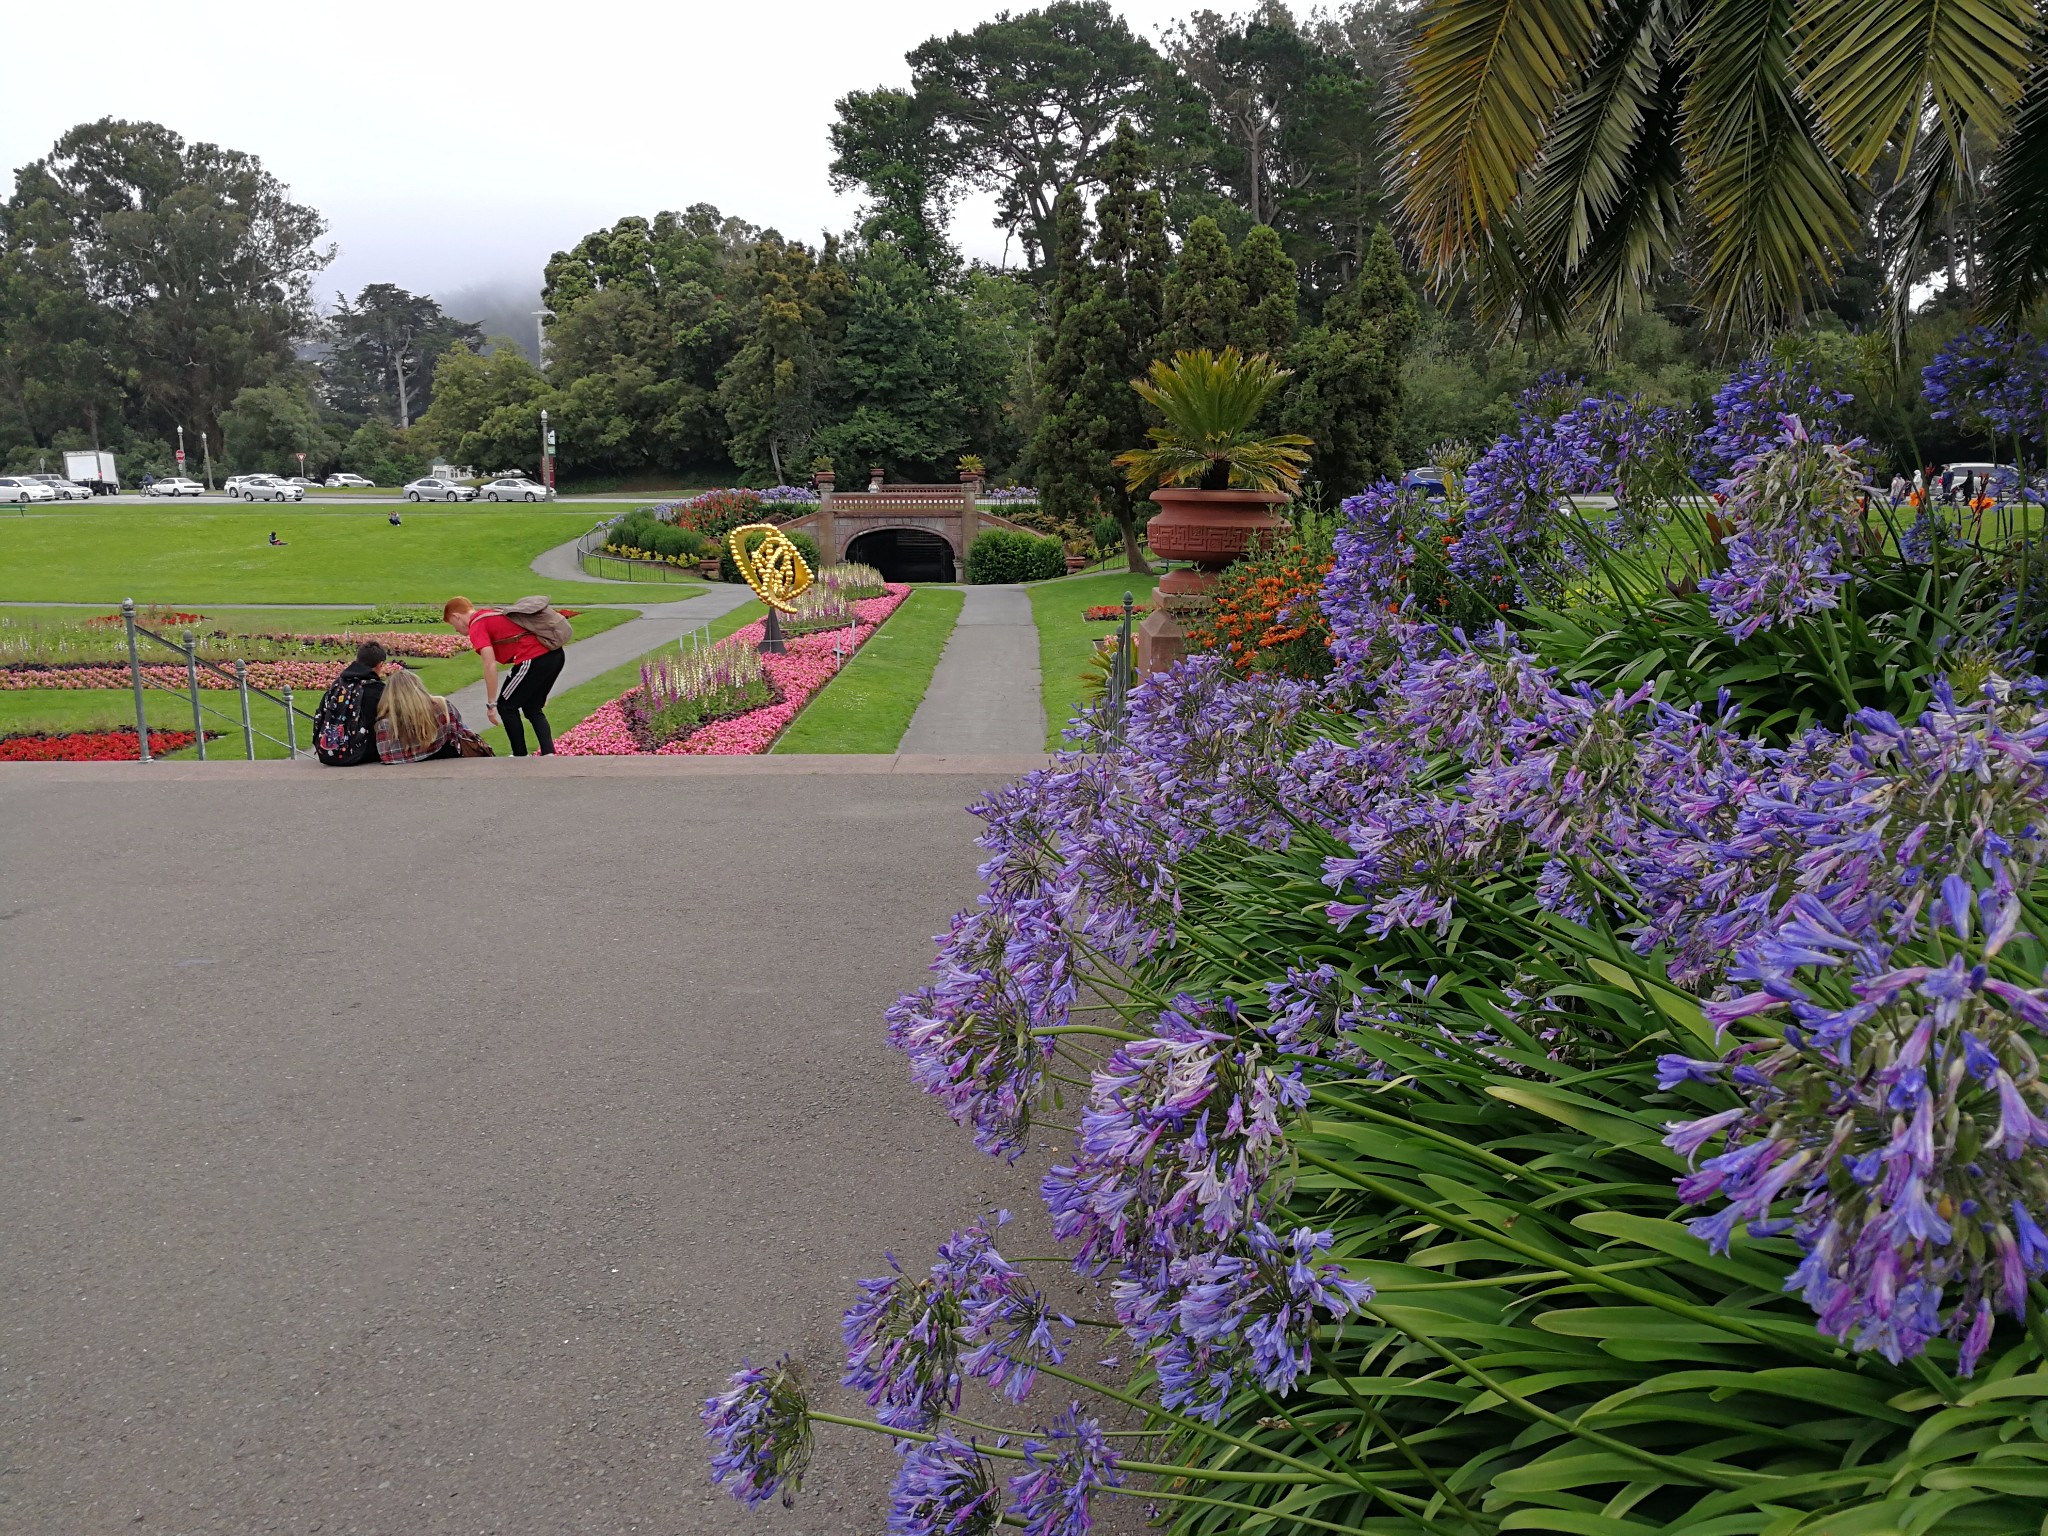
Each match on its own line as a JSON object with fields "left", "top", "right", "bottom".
{"left": 1135, "top": 486, "right": 1287, "bottom": 673}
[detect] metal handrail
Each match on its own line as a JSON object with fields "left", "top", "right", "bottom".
{"left": 121, "top": 598, "right": 316, "bottom": 762}
{"left": 1101, "top": 590, "right": 1137, "bottom": 744}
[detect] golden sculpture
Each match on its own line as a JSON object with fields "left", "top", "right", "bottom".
{"left": 727, "top": 523, "right": 814, "bottom": 613}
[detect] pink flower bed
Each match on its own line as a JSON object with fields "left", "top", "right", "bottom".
{"left": 251, "top": 630, "right": 467, "bottom": 657}
{"left": 0, "top": 660, "right": 347, "bottom": 691}
{"left": 557, "top": 585, "right": 909, "bottom": 756}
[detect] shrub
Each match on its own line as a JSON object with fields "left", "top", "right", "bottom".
{"left": 966, "top": 529, "right": 1065, "bottom": 584}
{"left": 720, "top": 527, "right": 821, "bottom": 586}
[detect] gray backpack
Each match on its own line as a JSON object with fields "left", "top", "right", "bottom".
{"left": 502, "top": 595, "right": 571, "bottom": 650}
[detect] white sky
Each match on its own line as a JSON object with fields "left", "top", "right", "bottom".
{"left": 3, "top": 0, "right": 1203, "bottom": 312}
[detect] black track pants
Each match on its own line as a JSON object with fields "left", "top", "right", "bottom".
{"left": 496, "top": 648, "right": 565, "bottom": 756}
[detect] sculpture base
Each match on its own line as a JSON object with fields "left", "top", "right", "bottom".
{"left": 758, "top": 609, "right": 787, "bottom": 654}
{"left": 1136, "top": 604, "right": 1187, "bottom": 675}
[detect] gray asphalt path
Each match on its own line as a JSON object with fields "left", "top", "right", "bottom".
{"left": 898, "top": 586, "right": 1045, "bottom": 755}
{"left": 444, "top": 585, "right": 757, "bottom": 733}
{"left": 0, "top": 767, "right": 1079, "bottom": 1533}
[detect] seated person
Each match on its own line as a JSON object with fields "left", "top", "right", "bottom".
{"left": 374, "top": 666, "right": 467, "bottom": 763}
{"left": 268, "top": 531, "right": 286, "bottom": 546}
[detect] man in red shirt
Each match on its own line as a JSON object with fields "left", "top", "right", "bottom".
{"left": 443, "top": 595, "right": 567, "bottom": 755}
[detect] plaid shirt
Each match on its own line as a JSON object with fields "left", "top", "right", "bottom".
{"left": 376, "top": 700, "right": 462, "bottom": 764}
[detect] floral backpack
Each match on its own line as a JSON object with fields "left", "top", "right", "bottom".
{"left": 313, "top": 675, "right": 376, "bottom": 765}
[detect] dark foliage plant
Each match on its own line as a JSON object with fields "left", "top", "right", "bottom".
{"left": 966, "top": 529, "right": 1066, "bottom": 584}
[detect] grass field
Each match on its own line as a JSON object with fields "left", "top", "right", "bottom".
{"left": 1029, "top": 570, "right": 1159, "bottom": 749}
{"left": 773, "top": 588, "right": 965, "bottom": 754}
{"left": 0, "top": 500, "right": 687, "bottom": 603}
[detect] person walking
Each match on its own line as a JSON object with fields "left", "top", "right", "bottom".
{"left": 443, "top": 595, "right": 568, "bottom": 756}
{"left": 1889, "top": 471, "right": 1907, "bottom": 504}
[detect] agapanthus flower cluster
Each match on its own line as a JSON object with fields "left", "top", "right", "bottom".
{"left": 1549, "top": 390, "right": 1696, "bottom": 534}
{"left": 889, "top": 1432, "right": 1004, "bottom": 1536}
{"left": 1697, "top": 417, "right": 1861, "bottom": 640}
{"left": 1006, "top": 1405, "right": 1123, "bottom": 1536}
{"left": 843, "top": 1213, "right": 1076, "bottom": 1430}
{"left": 1454, "top": 419, "right": 1590, "bottom": 594}
{"left": 1324, "top": 483, "right": 1449, "bottom": 688}
{"left": 1700, "top": 360, "right": 1853, "bottom": 478}
{"left": 702, "top": 1357, "right": 813, "bottom": 1508}
{"left": 1665, "top": 875, "right": 2048, "bottom": 1373}
{"left": 1923, "top": 326, "right": 2048, "bottom": 446}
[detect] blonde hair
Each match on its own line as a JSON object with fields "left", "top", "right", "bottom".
{"left": 377, "top": 667, "right": 446, "bottom": 749}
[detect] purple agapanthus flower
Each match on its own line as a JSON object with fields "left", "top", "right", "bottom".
{"left": 1697, "top": 417, "right": 1861, "bottom": 640}
{"left": 1701, "top": 361, "right": 1853, "bottom": 479}
{"left": 702, "top": 1357, "right": 812, "bottom": 1508}
{"left": 1007, "top": 1404, "right": 1123, "bottom": 1536}
{"left": 888, "top": 1431, "right": 1004, "bottom": 1536}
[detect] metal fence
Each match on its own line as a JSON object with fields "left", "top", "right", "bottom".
{"left": 120, "top": 598, "right": 319, "bottom": 763}
{"left": 1099, "top": 590, "right": 1138, "bottom": 743}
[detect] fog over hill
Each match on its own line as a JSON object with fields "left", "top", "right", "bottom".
{"left": 437, "top": 281, "right": 545, "bottom": 363}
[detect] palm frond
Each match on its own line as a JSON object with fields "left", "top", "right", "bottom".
{"left": 1684, "top": 0, "right": 1863, "bottom": 333}
{"left": 1796, "top": 0, "right": 2037, "bottom": 175}
{"left": 1880, "top": 121, "right": 1955, "bottom": 352}
{"left": 1980, "top": 22, "right": 2048, "bottom": 319}
{"left": 1396, "top": 0, "right": 1607, "bottom": 280}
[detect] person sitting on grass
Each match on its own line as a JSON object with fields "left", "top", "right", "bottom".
{"left": 374, "top": 666, "right": 471, "bottom": 763}
{"left": 268, "top": 531, "right": 287, "bottom": 546}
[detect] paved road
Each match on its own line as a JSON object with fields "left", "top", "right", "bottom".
{"left": 898, "top": 587, "right": 1045, "bottom": 755}
{"left": 0, "top": 766, "right": 1080, "bottom": 1534}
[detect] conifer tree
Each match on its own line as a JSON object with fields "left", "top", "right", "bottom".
{"left": 1161, "top": 216, "right": 1241, "bottom": 355}
{"left": 1235, "top": 224, "right": 1298, "bottom": 357}
{"left": 1284, "top": 224, "right": 1417, "bottom": 495}
{"left": 1029, "top": 187, "right": 1113, "bottom": 543}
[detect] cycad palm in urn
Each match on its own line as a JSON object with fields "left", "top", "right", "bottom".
{"left": 1114, "top": 347, "right": 1312, "bottom": 674}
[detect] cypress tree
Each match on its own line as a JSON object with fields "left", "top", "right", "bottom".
{"left": 1234, "top": 224, "right": 1298, "bottom": 357}
{"left": 1284, "top": 224, "right": 1418, "bottom": 495}
{"left": 1161, "top": 216, "right": 1241, "bottom": 356}
{"left": 1029, "top": 187, "right": 1112, "bottom": 542}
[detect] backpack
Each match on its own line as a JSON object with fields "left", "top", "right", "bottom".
{"left": 503, "top": 595, "right": 571, "bottom": 650}
{"left": 314, "top": 675, "right": 376, "bottom": 765}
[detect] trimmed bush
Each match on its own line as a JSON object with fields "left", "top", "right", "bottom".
{"left": 966, "top": 529, "right": 1065, "bottom": 584}
{"left": 719, "top": 527, "right": 821, "bottom": 586}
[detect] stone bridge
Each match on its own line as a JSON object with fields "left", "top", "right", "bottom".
{"left": 779, "top": 473, "right": 1032, "bottom": 582}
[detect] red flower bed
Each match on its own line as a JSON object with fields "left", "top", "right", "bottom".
{"left": 0, "top": 727, "right": 208, "bottom": 761}
{"left": 1085, "top": 604, "right": 1136, "bottom": 621}
{"left": 84, "top": 610, "right": 207, "bottom": 629}
{"left": 0, "top": 660, "right": 346, "bottom": 691}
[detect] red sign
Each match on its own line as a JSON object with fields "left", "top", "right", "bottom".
{"left": 296, "top": 452, "right": 305, "bottom": 465}
{"left": 175, "top": 449, "right": 185, "bottom": 463}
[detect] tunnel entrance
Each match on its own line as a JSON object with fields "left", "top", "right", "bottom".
{"left": 845, "top": 527, "right": 956, "bottom": 583}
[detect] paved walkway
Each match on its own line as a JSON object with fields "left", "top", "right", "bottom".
{"left": 0, "top": 765, "right": 1077, "bottom": 1533}
{"left": 898, "top": 585, "right": 1045, "bottom": 754}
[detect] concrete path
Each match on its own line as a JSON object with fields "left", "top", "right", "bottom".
{"left": 898, "top": 585, "right": 1045, "bottom": 755}
{"left": 444, "top": 584, "right": 758, "bottom": 734}
{"left": 0, "top": 765, "right": 1093, "bottom": 1533}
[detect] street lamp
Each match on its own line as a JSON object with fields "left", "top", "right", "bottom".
{"left": 539, "top": 407, "right": 554, "bottom": 495}
{"left": 532, "top": 310, "right": 551, "bottom": 367}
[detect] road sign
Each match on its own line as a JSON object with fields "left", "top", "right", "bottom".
{"left": 175, "top": 449, "right": 185, "bottom": 463}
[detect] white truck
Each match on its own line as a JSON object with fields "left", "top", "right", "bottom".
{"left": 63, "top": 451, "right": 118, "bottom": 490}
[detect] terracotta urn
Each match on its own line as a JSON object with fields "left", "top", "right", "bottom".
{"left": 1137, "top": 486, "right": 1289, "bottom": 673}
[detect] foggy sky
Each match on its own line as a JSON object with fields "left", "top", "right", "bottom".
{"left": 3, "top": 0, "right": 1200, "bottom": 318}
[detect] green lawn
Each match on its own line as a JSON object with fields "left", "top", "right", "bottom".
{"left": 773, "top": 588, "right": 965, "bottom": 754}
{"left": 471, "top": 598, "right": 768, "bottom": 755}
{"left": 1029, "top": 570, "right": 1159, "bottom": 749}
{"left": 0, "top": 500, "right": 688, "bottom": 603}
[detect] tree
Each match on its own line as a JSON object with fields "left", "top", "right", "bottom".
{"left": 829, "top": 90, "right": 958, "bottom": 273}
{"left": 323, "top": 284, "right": 479, "bottom": 429}
{"left": 834, "top": 2, "right": 1185, "bottom": 272}
{"left": 337, "top": 419, "right": 429, "bottom": 487}
{"left": 1236, "top": 223, "right": 1298, "bottom": 353}
{"left": 717, "top": 236, "right": 851, "bottom": 482}
{"left": 1285, "top": 224, "right": 1417, "bottom": 493}
{"left": 3, "top": 119, "right": 329, "bottom": 447}
{"left": 220, "top": 383, "right": 332, "bottom": 473}
{"left": 1163, "top": 216, "right": 1243, "bottom": 353}
{"left": 1030, "top": 122, "right": 1170, "bottom": 572}
{"left": 1394, "top": 0, "right": 2044, "bottom": 333}
{"left": 416, "top": 345, "right": 552, "bottom": 473}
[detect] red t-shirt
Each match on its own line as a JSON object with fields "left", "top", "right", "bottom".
{"left": 468, "top": 610, "right": 550, "bottom": 665}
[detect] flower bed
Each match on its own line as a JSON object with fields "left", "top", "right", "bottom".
{"left": 556, "top": 585, "right": 908, "bottom": 756}
{"left": 0, "top": 660, "right": 347, "bottom": 690}
{"left": 246, "top": 629, "right": 467, "bottom": 658}
{"left": 0, "top": 727, "right": 206, "bottom": 761}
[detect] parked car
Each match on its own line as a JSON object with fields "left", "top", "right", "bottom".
{"left": 324, "top": 472, "right": 376, "bottom": 488}
{"left": 1403, "top": 465, "right": 1449, "bottom": 497}
{"left": 478, "top": 476, "right": 550, "bottom": 502}
{"left": 0, "top": 475, "right": 57, "bottom": 503}
{"left": 283, "top": 476, "right": 316, "bottom": 487}
{"left": 402, "top": 476, "right": 477, "bottom": 503}
{"left": 146, "top": 476, "right": 206, "bottom": 497}
{"left": 27, "top": 474, "right": 92, "bottom": 501}
{"left": 231, "top": 475, "right": 303, "bottom": 503}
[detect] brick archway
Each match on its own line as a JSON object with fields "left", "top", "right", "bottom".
{"left": 778, "top": 476, "right": 1033, "bottom": 581}
{"left": 845, "top": 526, "right": 957, "bottom": 582}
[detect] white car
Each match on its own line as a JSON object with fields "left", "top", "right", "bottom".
{"left": 325, "top": 472, "right": 376, "bottom": 488}
{"left": 402, "top": 476, "right": 477, "bottom": 503}
{"left": 479, "top": 476, "right": 550, "bottom": 502}
{"left": 283, "top": 476, "right": 316, "bottom": 487}
{"left": 146, "top": 476, "right": 206, "bottom": 497}
{"left": 0, "top": 476, "right": 57, "bottom": 503}
{"left": 231, "top": 475, "right": 303, "bottom": 503}
{"left": 28, "top": 474, "right": 93, "bottom": 501}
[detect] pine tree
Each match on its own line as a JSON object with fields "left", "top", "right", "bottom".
{"left": 1161, "top": 216, "right": 1241, "bottom": 356}
{"left": 1234, "top": 224, "right": 1298, "bottom": 357}
{"left": 1284, "top": 224, "right": 1417, "bottom": 495}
